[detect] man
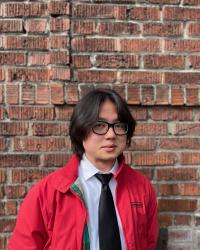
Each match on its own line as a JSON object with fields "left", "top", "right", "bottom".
{"left": 8, "top": 89, "right": 159, "bottom": 250}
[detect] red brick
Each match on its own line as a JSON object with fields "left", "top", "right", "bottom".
{"left": 3, "top": 2, "right": 48, "bottom": 17}
{"left": 50, "top": 67, "right": 70, "bottom": 81}
{"left": 12, "top": 169, "right": 50, "bottom": 183}
{"left": 174, "top": 215, "right": 192, "bottom": 226}
{"left": 98, "top": 22, "right": 140, "bottom": 35}
{"left": 165, "top": 39, "right": 200, "bottom": 52}
{"left": 120, "top": 39, "right": 161, "bottom": 52}
{"left": 48, "top": 1, "right": 69, "bottom": 15}
{"left": 50, "top": 35, "right": 69, "bottom": 49}
{"left": 143, "top": 22, "right": 183, "bottom": 36}
{"left": 50, "top": 51, "right": 69, "bottom": 65}
{"left": 25, "top": 19, "right": 47, "bottom": 33}
{"left": 50, "top": 17, "right": 70, "bottom": 32}
{"left": 129, "top": 7, "right": 160, "bottom": 20}
{"left": 158, "top": 214, "right": 173, "bottom": 227}
{"left": 181, "top": 153, "right": 200, "bottom": 165}
{"left": 127, "top": 85, "right": 140, "bottom": 104}
{"left": 32, "top": 123, "right": 69, "bottom": 136}
{"left": 72, "top": 20, "right": 96, "bottom": 35}
{"left": 186, "top": 85, "right": 199, "bottom": 105}
{"left": 133, "top": 152, "right": 176, "bottom": 166}
{"left": 0, "top": 19, "right": 23, "bottom": 32}
{"left": 36, "top": 84, "right": 49, "bottom": 104}
{"left": 159, "top": 199, "right": 197, "bottom": 212}
{"left": 6, "top": 84, "right": 19, "bottom": 104}
{"left": 72, "top": 55, "right": 91, "bottom": 68}
{"left": 149, "top": 0, "right": 180, "bottom": 3}
{"left": 21, "top": 84, "right": 35, "bottom": 104}
{"left": 151, "top": 107, "right": 193, "bottom": 121}
{"left": 0, "top": 170, "right": 6, "bottom": 183}
{"left": 156, "top": 168, "right": 198, "bottom": 181}
{"left": 76, "top": 70, "right": 116, "bottom": 83}
{"left": 120, "top": 71, "right": 161, "bottom": 84}
{"left": 5, "top": 201, "right": 17, "bottom": 215}
{"left": 72, "top": 38, "right": 116, "bottom": 52}
{"left": 160, "top": 138, "right": 200, "bottom": 149}
{"left": 50, "top": 83, "right": 64, "bottom": 104}
{"left": 72, "top": 4, "right": 126, "bottom": 19}
{"left": 65, "top": 85, "right": 79, "bottom": 104}
{"left": 183, "top": 0, "right": 200, "bottom": 5}
{"left": 5, "top": 36, "right": 48, "bottom": 50}
{"left": 169, "top": 229, "right": 192, "bottom": 241}
{"left": 129, "top": 107, "right": 148, "bottom": 121}
{"left": 79, "top": 85, "right": 95, "bottom": 99}
{"left": 0, "top": 154, "right": 40, "bottom": 168}
{"left": 29, "top": 52, "right": 50, "bottom": 66}
{"left": 0, "top": 84, "right": 3, "bottom": 103}
{"left": 13, "top": 137, "right": 69, "bottom": 152}
{"left": 0, "top": 218, "right": 16, "bottom": 233}
{"left": 156, "top": 85, "right": 170, "bottom": 105}
{"left": 42, "top": 153, "right": 71, "bottom": 167}
{"left": 144, "top": 55, "right": 184, "bottom": 69}
{"left": 55, "top": 106, "right": 74, "bottom": 120}
{"left": 0, "top": 52, "right": 26, "bottom": 65}
{"left": 130, "top": 138, "right": 157, "bottom": 151}
{"left": 141, "top": 85, "right": 155, "bottom": 105}
{"left": 187, "top": 23, "right": 200, "bottom": 36}
{"left": 164, "top": 6, "right": 200, "bottom": 21}
{"left": 96, "top": 55, "right": 139, "bottom": 68}
{"left": 0, "top": 122, "right": 28, "bottom": 136}
{"left": 188, "top": 56, "right": 200, "bottom": 69}
{"left": 5, "top": 185, "right": 26, "bottom": 199}
{"left": 171, "top": 86, "right": 184, "bottom": 105}
{"left": 112, "top": 85, "right": 126, "bottom": 100}
{"left": 164, "top": 72, "right": 200, "bottom": 84}
{"left": 7, "top": 68, "right": 49, "bottom": 82}
{"left": 0, "top": 235, "right": 6, "bottom": 249}
{"left": 0, "top": 68, "right": 5, "bottom": 81}
{"left": 175, "top": 123, "right": 200, "bottom": 136}
{"left": 0, "top": 107, "right": 4, "bottom": 120}
{"left": 8, "top": 106, "right": 54, "bottom": 121}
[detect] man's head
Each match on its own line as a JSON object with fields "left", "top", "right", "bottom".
{"left": 69, "top": 89, "right": 136, "bottom": 167}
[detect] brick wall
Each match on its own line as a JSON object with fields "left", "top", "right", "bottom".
{"left": 0, "top": 0, "right": 200, "bottom": 249}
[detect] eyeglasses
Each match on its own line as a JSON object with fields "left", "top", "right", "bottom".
{"left": 92, "top": 121, "right": 128, "bottom": 135}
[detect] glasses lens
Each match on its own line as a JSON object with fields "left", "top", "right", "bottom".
{"left": 92, "top": 121, "right": 108, "bottom": 135}
{"left": 114, "top": 123, "right": 128, "bottom": 135}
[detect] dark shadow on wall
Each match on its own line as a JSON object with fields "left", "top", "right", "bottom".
{"left": 156, "top": 228, "right": 168, "bottom": 250}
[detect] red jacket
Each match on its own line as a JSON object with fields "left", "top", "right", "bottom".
{"left": 8, "top": 154, "right": 159, "bottom": 250}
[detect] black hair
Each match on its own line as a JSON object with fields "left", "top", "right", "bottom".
{"left": 69, "top": 89, "right": 136, "bottom": 158}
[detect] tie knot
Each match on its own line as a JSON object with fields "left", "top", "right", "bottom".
{"left": 95, "top": 173, "right": 113, "bottom": 185}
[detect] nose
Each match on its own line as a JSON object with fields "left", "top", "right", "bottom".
{"left": 105, "top": 126, "right": 116, "bottom": 138}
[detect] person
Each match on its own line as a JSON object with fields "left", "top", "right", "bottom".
{"left": 8, "top": 89, "right": 159, "bottom": 250}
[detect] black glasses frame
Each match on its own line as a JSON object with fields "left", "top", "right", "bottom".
{"left": 92, "top": 120, "right": 128, "bottom": 135}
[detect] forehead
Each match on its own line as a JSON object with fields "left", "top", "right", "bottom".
{"left": 98, "top": 100, "right": 118, "bottom": 120}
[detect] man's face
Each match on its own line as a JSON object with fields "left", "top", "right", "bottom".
{"left": 82, "top": 100, "right": 127, "bottom": 171}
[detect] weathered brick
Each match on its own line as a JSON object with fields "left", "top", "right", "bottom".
{"left": 98, "top": 22, "right": 140, "bottom": 35}
{"left": 0, "top": 218, "right": 16, "bottom": 233}
{"left": 156, "top": 85, "right": 170, "bottom": 105}
{"left": 50, "top": 83, "right": 64, "bottom": 104}
{"left": 0, "top": 122, "right": 28, "bottom": 136}
{"left": 65, "top": 85, "right": 79, "bottom": 104}
{"left": 164, "top": 72, "right": 200, "bottom": 84}
{"left": 183, "top": 0, "right": 200, "bottom": 5}
{"left": 42, "top": 153, "right": 71, "bottom": 167}
{"left": 127, "top": 85, "right": 140, "bottom": 104}
{"left": 171, "top": 86, "right": 184, "bottom": 105}
{"left": 12, "top": 169, "right": 50, "bottom": 183}
{"left": 6, "top": 84, "right": 19, "bottom": 104}
{"left": 188, "top": 56, "right": 200, "bottom": 69}
{"left": 0, "top": 154, "right": 40, "bottom": 168}
{"left": 36, "top": 84, "right": 49, "bottom": 105}
{"left": 141, "top": 85, "right": 155, "bottom": 105}
{"left": 160, "top": 138, "right": 200, "bottom": 149}
{"left": 149, "top": 0, "right": 180, "bottom": 3}
{"left": 8, "top": 106, "right": 54, "bottom": 120}
{"left": 72, "top": 20, "right": 97, "bottom": 35}
{"left": 50, "top": 67, "right": 70, "bottom": 81}
{"left": 133, "top": 152, "right": 177, "bottom": 166}
{"left": 129, "top": 6, "right": 160, "bottom": 20}
{"left": 174, "top": 215, "right": 192, "bottom": 226}
{"left": 48, "top": 1, "right": 69, "bottom": 15}
{"left": 175, "top": 123, "right": 200, "bottom": 136}
{"left": 181, "top": 152, "right": 200, "bottom": 165}
{"left": 5, "top": 201, "right": 17, "bottom": 215}
{"left": 158, "top": 214, "right": 173, "bottom": 227}
{"left": 0, "top": 84, "right": 3, "bottom": 103}
{"left": 164, "top": 6, "right": 200, "bottom": 21}
{"left": 75, "top": 70, "right": 116, "bottom": 83}
{"left": 72, "top": 55, "right": 91, "bottom": 68}
{"left": 135, "top": 123, "right": 168, "bottom": 136}
{"left": 165, "top": 39, "right": 200, "bottom": 52}
{"left": 120, "top": 71, "right": 162, "bottom": 84}
{"left": 186, "top": 85, "right": 199, "bottom": 105}
{"left": 0, "top": 107, "right": 4, "bottom": 119}
{"left": 130, "top": 138, "right": 157, "bottom": 151}
{"left": 25, "top": 19, "right": 47, "bottom": 33}
{"left": 0, "top": 68, "right": 5, "bottom": 81}
{"left": 157, "top": 168, "right": 198, "bottom": 181}
{"left": 5, "top": 185, "right": 26, "bottom": 199}
{"left": 144, "top": 55, "right": 184, "bottom": 69}
{"left": 29, "top": 52, "right": 50, "bottom": 66}
{"left": 50, "top": 17, "right": 70, "bottom": 32}
{"left": 120, "top": 39, "right": 161, "bottom": 52}
{"left": 95, "top": 55, "right": 139, "bottom": 68}
{"left": 159, "top": 199, "right": 197, "bottom": 212}
{"left": 129, "top": 107, "right": 148, "bottom": 121}
{"left": 0, "top": 169, "right": 6, "bottom": 183}
{"left": 0, "top": 19, "right": 23, "bottom": 32}
{"left": 50, "top": 51, "right": 69, "bottom": 65}
{"left": 32, "top": 123, "right": 69, "bottom": 136}
{"left": 55, "top": 106, "right": 74, "bottom": 120}
{"left": 50, "top": 35, "right": 69, "bottom": 49}
{"left": 0, "top": 52, "right": 26, "bottom": 65}
{"left": 5, "top": 36, "right": 48, "bottom": 50}
{"left": 143, "top": 22, "right": 183, "bottom": 37}
{"left": 21, "top": 84, "right": 35, "bottom": 104}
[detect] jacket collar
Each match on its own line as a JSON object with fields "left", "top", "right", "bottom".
{"left": 54, "top": 154, "right": 126, "bottom": 193}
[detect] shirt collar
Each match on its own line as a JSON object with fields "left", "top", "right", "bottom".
{"left": 79, "top": 154, "right": 119, "bottom": 181}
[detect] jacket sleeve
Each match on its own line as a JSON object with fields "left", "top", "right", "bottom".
{"left": 8, "top": 184, "right": 49, "bottom": 250}
{"left": 147, "top": 183, "right": 159, "bottom": 250}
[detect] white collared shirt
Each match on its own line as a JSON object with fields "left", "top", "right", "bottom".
{"left": 78, "top": 154, "right": 126, "bottom": 250}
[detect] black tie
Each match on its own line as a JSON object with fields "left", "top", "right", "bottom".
{"left": 95, "top": 173, "right": 122, "bottom": 250}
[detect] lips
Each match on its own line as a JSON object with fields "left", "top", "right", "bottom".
{"left": 101, "top": 145, "right": 116, "bottom": 151}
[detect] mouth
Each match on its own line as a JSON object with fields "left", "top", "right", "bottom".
{"left": 101, "top": 145, "right": 117, "bottom": 151}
